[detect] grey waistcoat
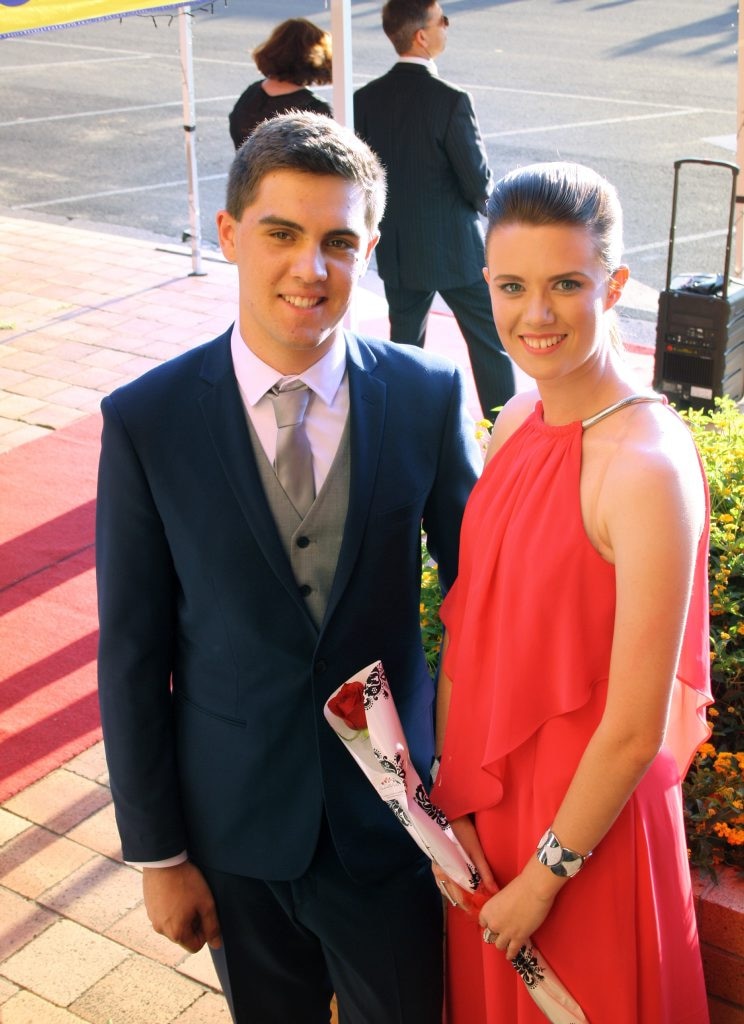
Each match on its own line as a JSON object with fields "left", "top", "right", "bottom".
{"left": 247, "top": 417, "right": 351, "bottom": 630}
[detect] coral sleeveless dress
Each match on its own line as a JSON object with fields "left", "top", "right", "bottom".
{"left": 432, "top": 397, "right": 711, "bottom": 1024}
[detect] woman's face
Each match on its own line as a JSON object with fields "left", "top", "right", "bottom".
{"left": 483, "top": 221, "right": 626, "bottom": 383}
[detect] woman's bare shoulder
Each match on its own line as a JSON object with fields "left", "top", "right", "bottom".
{"left": 484, "top": 390, "right": 539, "bottom": 466}
{"left": 602, "top": 401, "right": 705, "bottom": 527}
{"left": 614, "top": 401, "right": 700, "bottom": 472}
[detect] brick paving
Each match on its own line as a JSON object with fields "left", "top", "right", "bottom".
{"left": 0, "top": 209, "right": 656, "bottom": 1023}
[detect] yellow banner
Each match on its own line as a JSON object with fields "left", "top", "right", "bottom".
{"left": 0, "top": 1, "right": 190, "bottom": 38}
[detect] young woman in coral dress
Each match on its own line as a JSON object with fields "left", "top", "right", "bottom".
{"left": 431, "top": 162, "right": 711, "bottom": 1023}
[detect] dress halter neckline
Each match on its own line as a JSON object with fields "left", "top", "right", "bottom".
{"left": 581, "top": 393, "right": 665, "bottom": 430}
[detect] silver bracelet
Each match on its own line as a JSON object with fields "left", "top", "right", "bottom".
{"left": 536, "top": 828, "right": 591, "bottom": 878}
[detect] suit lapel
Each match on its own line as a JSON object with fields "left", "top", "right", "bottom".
{"left": 197, "top": 335, "right": 306, "bottom": 609}
{"left": 197, "top": 332, "right": 388, "bottom": 631}
{"left": 322, "top": 334, "right": 386, "bottom": 629}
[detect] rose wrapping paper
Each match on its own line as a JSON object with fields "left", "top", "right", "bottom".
{"left": 324, "top": 660, "right": 589, "bottom": 1024}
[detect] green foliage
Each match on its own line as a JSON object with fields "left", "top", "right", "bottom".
{"left": 420, "top": 536, "right": 443, "bottom": 677}
{"left": 680, "top": 398, "right": 744, "bottom": 876}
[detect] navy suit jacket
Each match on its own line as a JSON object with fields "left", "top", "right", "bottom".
{"left": 354, "top": 62, "right": 492, "bottom": 292}
{"left": 96, "top": 329, "right": 481, "bottom": 882}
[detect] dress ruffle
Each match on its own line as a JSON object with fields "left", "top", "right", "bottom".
{"left": 434, "top": 403, "right": 711, "bottom": 820}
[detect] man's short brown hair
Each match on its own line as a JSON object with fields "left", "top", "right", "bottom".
{"left": 382, "top": 0, "right": 437, "bottom": 54}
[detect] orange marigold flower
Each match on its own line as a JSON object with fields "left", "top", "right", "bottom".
{"left": 714, "top": 752, "right": 735, "bottom": 773}
{"left": 713, "top": 822, "right": 744, "bottom": 846}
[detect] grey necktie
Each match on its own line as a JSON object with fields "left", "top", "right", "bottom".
{"left": 269, "top": 378, "right": 315, "bottom": 515}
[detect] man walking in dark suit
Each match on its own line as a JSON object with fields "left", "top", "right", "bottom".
{"left": 354, "top": 0, "right": 514, "bottom": 419}
{"left": 96, "top": 112, "right": 481, "bottom": 1024}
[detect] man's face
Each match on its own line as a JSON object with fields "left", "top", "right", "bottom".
{"left": 217, "top": 170, "right": 378, "bottom": 374}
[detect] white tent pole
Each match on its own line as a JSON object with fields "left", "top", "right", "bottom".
{"left": 330, "top": 0, "right": 358, "bottom": 328}
{"left": 736, "top": 2, "right": 743, "bottom": 277}
{"left": 178, "top": 5, "right": 205, "bottom": 275}
{"left": 330, "top": 0, "right": 354, "bottom": 129}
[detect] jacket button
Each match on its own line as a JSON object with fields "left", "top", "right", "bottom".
{"left": 315, "top": 659, "right": 327, "bottom": 674}
{"left": 296, "top": 536, "right": 310, "bottom": 548}
{"left": 299, "top": 584, "right": 312, "bottom": 597}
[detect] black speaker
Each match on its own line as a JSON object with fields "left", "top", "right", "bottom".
{"left": 653, "top": 158, "right": 744, "bottom": 411}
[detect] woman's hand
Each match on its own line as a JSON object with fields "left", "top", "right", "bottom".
{"left": 478, "top": 857, "right": 561, "bottom": 960}
{"left": 432, "top": 814, "right": 498, "bottom": 912}
{"left": 449, "top": 815, "right": 499, "bottom": 893}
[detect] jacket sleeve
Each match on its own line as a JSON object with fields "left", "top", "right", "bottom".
{"left": 96, "top": 394, "right": 188, "bottom": 861}
{"left": 352, "top": 89, "right": 367, "bottom": 142}
{"left": 421, "top": 366, "right": 481, "bottom": 595}
{"left": 443, "top": 90, "right": 492, "bottom": 214}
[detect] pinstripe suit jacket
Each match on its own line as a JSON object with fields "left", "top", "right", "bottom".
{"left": 354, "top": 62, "right": 492, "bottom": 292}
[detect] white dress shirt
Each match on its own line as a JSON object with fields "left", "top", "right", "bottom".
{"left": 398, "top": 55, "right": 438, "bottom": 75}
{"left": 229, "top": 322, "right": 350, "bottom": 494}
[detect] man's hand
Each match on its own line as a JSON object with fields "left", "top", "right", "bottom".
{"left": 142, "top": 861, "right": 222, "bottom": 953}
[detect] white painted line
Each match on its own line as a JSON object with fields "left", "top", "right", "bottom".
{"left": 483, "top": 108, "right": 703, "bottom": 139}
{"left": 703, "top": 134, "right": 737, "bottom": 152}
{"left": 625, "top": 229, "right": 727, "bottom": 255}
{"left": 2, "top": 36, "right": 158, "bottom": 56}
{"left": 0, "top": 96, "right": 236, "bottom": 128}
{"left": 13, "top": 173, "right": 228, "bottom": 209}
{"left": 2, "top": 36, "right": 250, "bottom": 68}
{"left": 353, "top": 73, "right": 733, "bottom": 115}
{"left": 468, "top": 83, "right": 731, "bottom": 116}
{"left": 1, "top": 56, "right": 160, "bottom": 73}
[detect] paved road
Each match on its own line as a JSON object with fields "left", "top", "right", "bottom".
{"left": 0, "top": 0, "right": 737, "bottom": 292}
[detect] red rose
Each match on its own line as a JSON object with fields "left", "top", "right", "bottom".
{"left": 328, "top": 681, "right": 367, "bottom": 731}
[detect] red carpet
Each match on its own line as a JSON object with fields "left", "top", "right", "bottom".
{"left": 0, "top": 414, "right": 102, "bottom": 802}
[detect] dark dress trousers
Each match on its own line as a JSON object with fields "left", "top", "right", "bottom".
{"left": 354, "top": 62, "right": 514, "bottom": 417}
{"left": 96, "top": 329, "right": 481, "bottom": 1023}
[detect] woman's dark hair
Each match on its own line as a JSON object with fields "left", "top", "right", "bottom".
{"left": 253, "top": 19, "right": 332, "bottom": 87}
{"left": 486, "top": 162, "right": 623, "bottom": 274}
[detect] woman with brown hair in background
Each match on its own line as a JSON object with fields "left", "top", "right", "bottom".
{"left": 229, "top": 18, "right": 333, "bottom": 150}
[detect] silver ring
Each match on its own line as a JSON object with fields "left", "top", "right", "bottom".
{"left": 482, "top": 926, "right": 498, "bottom": 944}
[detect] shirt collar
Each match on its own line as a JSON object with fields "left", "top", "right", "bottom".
{"left": 397, "top": 55, "right": 438, "bottom": 75}
{"left": 230, "top": 322, "right": 347, "bottom": 407}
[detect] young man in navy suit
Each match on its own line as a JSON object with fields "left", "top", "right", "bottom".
{"left": 96, "top": 112, "right": 481, "bottom": 1024}
{"left": 354, "top": 0, "right": 515, "bottom": 420}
